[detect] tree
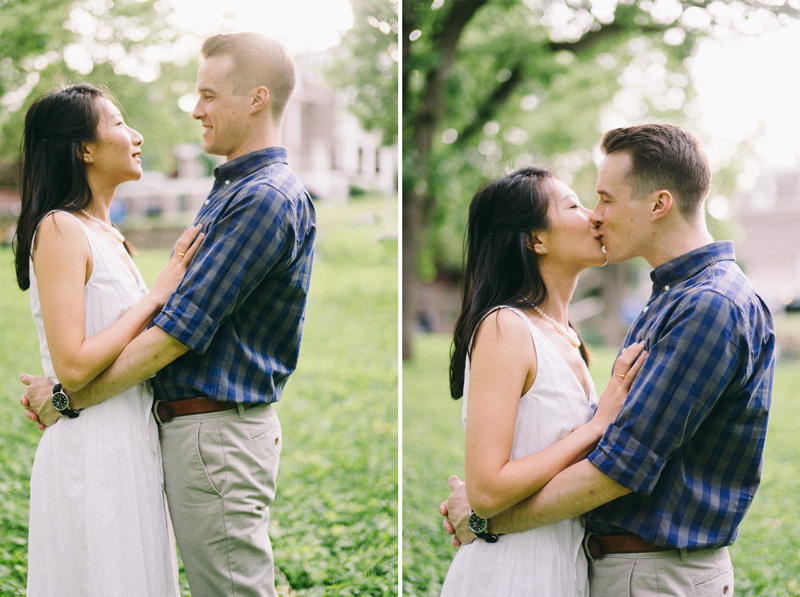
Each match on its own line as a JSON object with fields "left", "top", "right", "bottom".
{"left": 402, "top": 0, "right": 800, "bottom": 359}
{"left": 325, "top": 0, "right": 399, "bottom": 146}
{"left": 0, "top": 0, "right": 201, "bottom": 183}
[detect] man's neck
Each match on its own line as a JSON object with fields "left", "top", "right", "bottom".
{"left": 643, "top": 220, "right": 716, "bottom": 269}
{"left": 226, "top": 121, "right": 282, "bottom": 162}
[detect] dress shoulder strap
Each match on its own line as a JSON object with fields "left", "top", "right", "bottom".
{"left": 31, "top": 209, "right": 87, "bottom": 250}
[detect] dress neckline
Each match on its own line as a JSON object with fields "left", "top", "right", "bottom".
{"left": 69, "top": 213, "right": 145, "bottom": 291}
{"left": 505, "top": 306, "right": 594, "bottom": 403}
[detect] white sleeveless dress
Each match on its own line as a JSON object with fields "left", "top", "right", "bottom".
{"left": 26, "top": 212, "right": 177, "bottom": 596}
{"left": 441, "top": 307, "right": 596, "bottom": 596}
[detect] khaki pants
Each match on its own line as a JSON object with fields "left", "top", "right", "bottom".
{"left": 589, "top": 546, "right": 733, "bottom": 597}
{"left": 159, "top": 403, "right": 282, "bottom": 597}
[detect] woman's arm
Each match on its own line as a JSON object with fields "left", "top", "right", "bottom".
{"left": 465, "top": 311, "right": 645, "bottom": 519}
{"left": 33, "top": 212, "right": 202, "bottom": 391}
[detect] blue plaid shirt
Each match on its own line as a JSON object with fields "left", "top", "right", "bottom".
{"left": 587, "top": 241, "right": 775, "bottom": 549}
{"left": 151, "top": 147, "right": 316, "bottom": 404}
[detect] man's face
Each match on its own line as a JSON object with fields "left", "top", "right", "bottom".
{"left": 192, "top": 55, "right": 252, "bottom": 161}
{"left": 591, "top": 152, "right": 651, "bottom": 263}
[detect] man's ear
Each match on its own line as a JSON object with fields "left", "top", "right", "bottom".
{"left": 250, "top": 86, "right": 270, "bottom": 113}
{"left": 650, "top": 190, "right": 674, "bottom": 221}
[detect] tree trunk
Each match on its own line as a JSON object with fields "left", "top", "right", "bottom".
{"left": 402, "top": 188, "right": 421, "bottom": 360}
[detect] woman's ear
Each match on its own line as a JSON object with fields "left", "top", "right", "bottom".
{"left": 78, "top": 145, "right": 94, "bottom": 164}
{"left": 528, "top": 233, "right": 547, "bottom": 255}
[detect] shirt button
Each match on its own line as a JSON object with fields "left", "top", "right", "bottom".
{"left": 225, "top": 179, "right": 231, "bottom": 185}
{"left": 664, "top": 284, "right": 670, "bottom": 291}
{"left": 204, "top": 199, "right": 210, "bottom": 205}
{"left": 643, "top": 306, "right": 649, "bottom": 312}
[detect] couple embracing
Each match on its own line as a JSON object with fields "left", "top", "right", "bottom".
{"left": 15, "top": 32, "right": 315, "bottom": 596}
{"left": 438, "top": 124, "right": 775, "bottom": 596}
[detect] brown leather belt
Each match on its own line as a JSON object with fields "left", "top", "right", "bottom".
{"left": 586, "top": 534, "right": 674, "bottom": 559}
{"left": 155, "top": 397, "right": 237, "bottom": 423}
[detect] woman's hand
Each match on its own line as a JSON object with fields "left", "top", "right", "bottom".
{"left": 149, "top": 224, "right": 204, "bottom": 306}
{"left": 591, "top": 341, "right": 647, "bottom": 431}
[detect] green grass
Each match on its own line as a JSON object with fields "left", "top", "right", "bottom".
{"left": 0, "top": 196, "right": 398, "bottom": 596}
{"left": 402, "top": 333, "right": 800, "bottom": 596}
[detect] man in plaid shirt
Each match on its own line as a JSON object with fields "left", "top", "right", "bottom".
{"left": 443, "top": 124, "right": 775, "bottom": 595}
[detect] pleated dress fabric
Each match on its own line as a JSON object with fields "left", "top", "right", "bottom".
{"left": 26, "top": 212, "right": 177, "bottom": 596}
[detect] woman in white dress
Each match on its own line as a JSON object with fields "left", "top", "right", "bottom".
{"left": 13, "top": 84, "right": 203, "bottom": 596}
{"left": 440, "top": 167, "right": 646, "bottom": 596}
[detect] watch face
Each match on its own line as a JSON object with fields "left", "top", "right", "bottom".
{"left": 468, "top": 511, "right": 488, "bottom": 534}
{"left": 52, "top": 391, "right": 70, "bottom": 411}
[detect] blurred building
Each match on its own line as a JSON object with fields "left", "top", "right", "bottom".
{"left": 735, "top": 167, "right": 800, "bottom": 309}
{"left": 285, "top": 52, "right": 397, "bottom": 202}
{"left": 114, "top": 48, "right": 397, "bottom": 218}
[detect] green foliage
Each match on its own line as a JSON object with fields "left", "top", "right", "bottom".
{"left": 403, "top": 332, "right": 800, "bottom": 596}
{"left": 325, "top": 0, "right": 399, "bottom": 146}
{"left": 0, "top": 197, "right": 398, "bottom": 596}
{"left": 403, "top": 0, "right": 705, "bottom": 275}
{"left": 402, "top": 0, "right": 800, "bottom": 278}
{"left": 0, "top": 0, "right": 200, "bottom": 182}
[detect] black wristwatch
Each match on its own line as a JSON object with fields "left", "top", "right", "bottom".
{"left": 468, "top": 510, "right": 499, "bottom": 543}
{"left": 51, "top": 383, "right": 80, "bottom": 418}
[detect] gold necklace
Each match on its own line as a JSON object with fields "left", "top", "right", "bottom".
{"left": 533, "top": 305, "right": 581, "bottom": 348}
{"left": 79, "top": 209, "right": 125, "bottom": 243}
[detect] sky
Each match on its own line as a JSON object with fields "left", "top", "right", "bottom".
{"left": 691, "top": 18, "right": 800, "bottom": 174}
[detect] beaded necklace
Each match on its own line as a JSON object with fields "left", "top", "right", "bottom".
{"left": 79, "top": 209, "right": 125, "bottom": 243}
{"left": 532, "top": 305, "right": 581, "bottom": 348}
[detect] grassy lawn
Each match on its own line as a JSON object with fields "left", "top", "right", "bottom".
{"left": 0, "top": 196, "right": 398, "bottom": 596}
{"left": 402, "top": 332, "right": 800, "bottom": 596}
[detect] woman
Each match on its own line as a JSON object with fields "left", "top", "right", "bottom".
{"left": 14, "top": 84, "right": 203, "bottom": 596}
{"left": 440, "top": 167, "right": 646, "bottom": 595}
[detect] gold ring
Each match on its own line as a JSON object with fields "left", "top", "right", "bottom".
{"left": 617, "top": 373, "right": 626, "bottom": 379}
{"left": 177, "top": 252, "right": 185, "bottom": 257}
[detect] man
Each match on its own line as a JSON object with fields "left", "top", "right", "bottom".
{"left": 441, "top": 124, "right": 775, "bottom": 595}
{"left": 22, "top": 32, "right": 315, "bottom": 597}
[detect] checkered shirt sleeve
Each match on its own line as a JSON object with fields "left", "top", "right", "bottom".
{"left": 589, "top": 289, "right": 747, "bottom": 494}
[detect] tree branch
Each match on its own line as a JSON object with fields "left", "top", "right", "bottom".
{"left": 457, "top": 62, "right": 525, "bottom": 146}
{"left": 412, "top": 0, "right": 489, "bottom": 156}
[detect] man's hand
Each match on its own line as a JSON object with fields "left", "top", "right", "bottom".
{"left": 439, "top": 475, "right": 477, "bottom": 547}
{"left": 20, "top": 373, "right": 59, "bottom": 429}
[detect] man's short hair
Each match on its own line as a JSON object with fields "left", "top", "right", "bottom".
{"left": 202, "top": 32, "right": 296, "bottom": 119}
{"left": 601, "top": 124, "right": 711, "bottom": 218}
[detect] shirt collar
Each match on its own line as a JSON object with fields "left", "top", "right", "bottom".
{"left": 650, "top": 241, "right": 736, "bottom": 287}
{"left": 213, "top": 146, "right": 288, "bottom": 183}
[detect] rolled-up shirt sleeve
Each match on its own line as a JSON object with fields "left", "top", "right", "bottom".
{"left": 589, "top": 289, "right": 746, "bottom": 494}
{"left": 154, "top": 183, "right": 292, "bottom": 354}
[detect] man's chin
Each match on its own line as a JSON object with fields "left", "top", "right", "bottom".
{"left": 203, "top": 143, "right": 226, "bottom": 157}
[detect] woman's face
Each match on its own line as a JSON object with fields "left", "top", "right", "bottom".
{"left": 84, "top": 98, "right": 144, "bottom": 187}
{"left": 540, "top": 178, "right": 607, "bottom": 269}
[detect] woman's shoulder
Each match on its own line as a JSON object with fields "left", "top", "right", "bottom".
{"left": 33, "top": 210, "right": 90, "bottom": 256}
{"left": 474, "top": 306, "right": 535, "bottom": 348}
{"left": 37, "top": 209, "right": 83, "bottom": 235}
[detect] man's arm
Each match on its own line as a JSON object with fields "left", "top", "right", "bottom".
{"left": 490, "top": 459, "right": 629, "bottom": 533}
{"left": 23, "top": 326, "right": 188, "bottom": 426}
{"left": 444, "top": 460, "right": 630, "bottom": 544}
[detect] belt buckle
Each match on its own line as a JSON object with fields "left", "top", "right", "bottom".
{"left": 153, "top": 400, "right": 172, "bottom": 425}
{"left": 583, "top": 532, "right": 597, "bottom": 563}
{"left": 583, "top": 531, "right": 606, "bottom": 564}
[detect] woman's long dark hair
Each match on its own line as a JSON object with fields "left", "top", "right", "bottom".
{"left": 449, "top": 166, "right": 589, "bottom": 399}
{"left": 14, "top": 84, "right": 107, "bottom": 290}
